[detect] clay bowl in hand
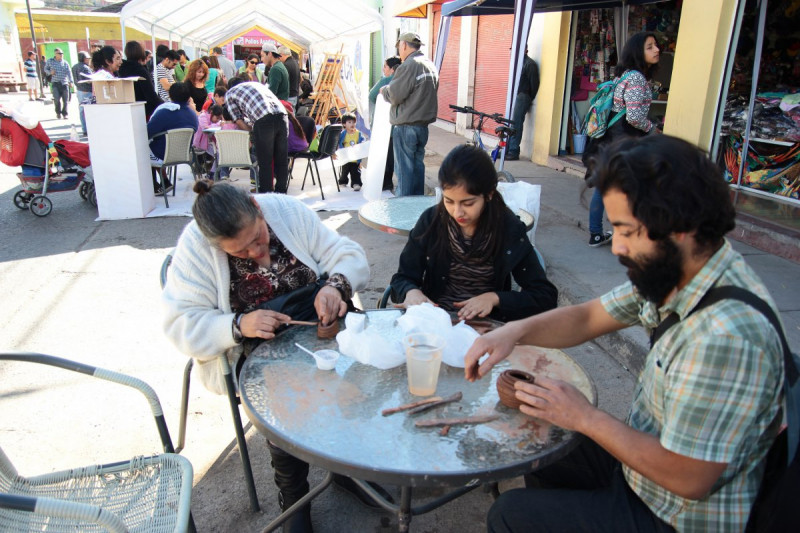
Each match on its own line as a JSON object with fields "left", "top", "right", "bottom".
{"left": 496, "top": 369, "right": 535, "bottom": 409}
{"left": 317, "top": 320, "right": 340, "bottom": 339}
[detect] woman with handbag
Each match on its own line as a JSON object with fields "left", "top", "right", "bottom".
{"left": 162, "top": 180, "right": 369, "bottom": 531}
{"left": 583, "top": 32, "right": 661, "bottom": 248}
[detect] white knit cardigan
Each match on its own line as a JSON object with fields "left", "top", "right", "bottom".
{"left": 162, "top": 194, "right": 369, "bottom": 394}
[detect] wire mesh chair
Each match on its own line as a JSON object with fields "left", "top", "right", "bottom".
{"left": 149, "top": 128, "right": 195, "bottom": 208}
{"left": 160, "top": 251, "right": 260, "bottom": 512}
{"left": 295, "top": 123, "right": 342, "bottom": 200}
{"left": 0, "top": 352, "right": 195, "bottom": 533}
{"left": 213, "top": 130, "right": 256, "bottom": 181}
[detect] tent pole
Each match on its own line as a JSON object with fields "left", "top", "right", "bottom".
{"left": 152, "top": 25, "right": 158, "bottom": 90}
{"left": 25, "top": 0, "right": 45, "bottom": 97}
{"left": 506, "top": 0, "right": 537, "bottom": 120}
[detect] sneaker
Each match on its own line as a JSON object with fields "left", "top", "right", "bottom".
{"left": 505, "top": 152, "right": 520, "bottom": 161}
{"left": 154, "top": 186, "right": 165, "bottom": 197}
{"left": 352, "top": 184, "right": 361, "bottom": 191}
{"left": 589, "top": 231, "right": 613, "bottom": 248}
{"left": 56, "top": 113, "right": 62, "bottom": 119}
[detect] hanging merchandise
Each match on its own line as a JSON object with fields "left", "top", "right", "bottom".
{"left": 722, "top": 133, "right": 800, "bottom": 199}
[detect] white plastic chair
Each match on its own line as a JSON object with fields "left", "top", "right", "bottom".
{"left": 149, "top": 128, "right": 196, "bottom": 208}
{"left": 0, "top": 352, "right": 195, "bottom": 532}
{"left": 213, "top": 130, "right": 256, "bottom": 181}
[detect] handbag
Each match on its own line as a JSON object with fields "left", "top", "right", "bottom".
{"left": 257, "top": 277, "right": 326, "bottom": 322}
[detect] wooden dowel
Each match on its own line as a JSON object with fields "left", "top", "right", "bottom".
{"left": 407, "top": 392, "right": 463, "bottom": 415}
{"left": 382, "top": 396, "right": 442, "bottom": 416}
{"left": 286, "top": 320, "right": 318, "bottom": 326}
{"left": 415, "top": 414, "right": 500, "bottom": 428}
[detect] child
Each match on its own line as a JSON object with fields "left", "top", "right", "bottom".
{"left": 193, "top": 105, "right": 224, "bottom": 178}
{"left": 337, "top": 112, "right": 367, "bottom": 191}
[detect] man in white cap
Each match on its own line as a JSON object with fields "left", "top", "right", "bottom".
{"left": 278, "top": 45, "right": 300, "bottom": 107}
{"left": 380, "top": 32, "right": 439, "bottom": 196}
{"left": 261, "top": 42, "right": 289, "bottom": 101}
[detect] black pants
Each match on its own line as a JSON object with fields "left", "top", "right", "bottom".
{"left": 488, "top": 438, "right": 675, "bottom": 533}
{"left": 383, "top": 135, "right": 394, "bottom": 190}
{"left": 252, "top": 113, "right": 289, "bottom": 193}
{"left": 339, "top": 162, "right": 361, "bottom": 186}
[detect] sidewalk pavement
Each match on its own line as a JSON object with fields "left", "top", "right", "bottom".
{"left": 0, "top": 90, "right": 797, "bottom": 532}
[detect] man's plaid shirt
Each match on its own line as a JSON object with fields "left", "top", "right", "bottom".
{"left": 225, "top": 82, "right": 285, "bottom": 125}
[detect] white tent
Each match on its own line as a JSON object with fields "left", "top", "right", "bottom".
{"left": 119, "top": 0, "right": 383, "bottom": 53}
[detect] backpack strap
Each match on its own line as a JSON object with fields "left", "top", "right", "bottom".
{"left": 650, "top": 285, "right": 798, "bottom": 463}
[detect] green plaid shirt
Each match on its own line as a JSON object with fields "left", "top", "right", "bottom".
{"left": 601, "top": 240, "right": 783, "bottom": 531}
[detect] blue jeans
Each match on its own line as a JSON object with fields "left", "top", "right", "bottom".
{"left": 392, "top": 124, "right": 428, "bottom": 196}
{"left": 76, "top": 90, "right": 91, "bottom": 135}
{"left": 51, "top": 83, "right": 69, "bottom": 117}
{"left": 589, "top": 189, "right": 605, "bottom": 235}
{"left": 508, "top": 92, "right": 532, "bottom": 157}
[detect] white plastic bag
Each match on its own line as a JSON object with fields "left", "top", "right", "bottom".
{"left": 498, "top": 182, "right": 541, "bottom": 246}
{"left": 336, "top": 311, "right": 406, "bottom": 369}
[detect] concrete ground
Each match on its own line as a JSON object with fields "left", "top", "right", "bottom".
{"left": 0, "top": 90, "right": 797, "bottom": 532}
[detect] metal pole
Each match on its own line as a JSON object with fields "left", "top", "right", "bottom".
{"left": 734, "top": 0, "right": 768, "bottom": 205}
{"left": 25, "top": 0, "right": 45, "bottom": 97}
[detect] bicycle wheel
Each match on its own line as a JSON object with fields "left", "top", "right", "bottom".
{"left": 498, "top": 170, "right": 516, "bottom": 183}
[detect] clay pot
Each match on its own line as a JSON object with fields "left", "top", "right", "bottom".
{"left": 317, "top": 320, "right": 340, "bottom": 339}
{"left": 496, "top": 369, "right": 535, "bottom": 409}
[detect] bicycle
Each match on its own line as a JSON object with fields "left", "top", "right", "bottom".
{"left": 449, "top": 104, "right": 517, "bottom": 182}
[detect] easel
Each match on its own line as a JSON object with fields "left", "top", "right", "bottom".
{"left": 309, "top": 47, "right": 349, "bottom": 126}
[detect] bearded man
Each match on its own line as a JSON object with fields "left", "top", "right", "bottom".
{"left": 464, "top": 134, "right": 784, "bottom": 532}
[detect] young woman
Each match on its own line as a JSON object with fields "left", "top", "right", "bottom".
{"left": 237, "top": 54, "right": 263, "bottom": 83}
{"left": 185, "top": 59, "right": 209, "bottom": 113}
{"left": 162, "top": 180, "right": 369, "bottom": 532}
{"left": 202, "top": 55, "right": 225, "bottom": 92}
{"left": 390, "top": 144, "right": 557, "bottom": 322}
{"left": 584, "top": 31, "right": 661, "bottom": 247}
{"left": 119, "top": 40, "right": 163, "bottom": 119}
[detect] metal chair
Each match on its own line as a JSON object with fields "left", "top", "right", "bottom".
{"left": 0, "top": 352, "right": 194, "bottom": 533}
{"left": 149, "top": 128, "right": 195, "bottom": 208}
{"left": 160, "top": 252, "right": 260, "bottom": 512}
{"left": 295, "top": 123, "right": 343, "bottom": 200}
{"left": 213, "top": 130, "right": 257, "bottom": 181}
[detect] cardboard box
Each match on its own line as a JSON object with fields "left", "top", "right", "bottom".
{"left": 89, "top": 77, "right": 142, "bottom": 104}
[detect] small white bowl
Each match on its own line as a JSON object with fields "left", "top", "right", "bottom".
{"left": 312, "top": 349, "right": 340, "bottom": 370}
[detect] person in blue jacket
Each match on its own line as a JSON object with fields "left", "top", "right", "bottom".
{"left": 147, "top": 82, "right": 199, "bottom": 195}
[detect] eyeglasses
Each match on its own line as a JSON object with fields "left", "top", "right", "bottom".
{"left": 249, "top": 61, "right": 258, "bottom": 65}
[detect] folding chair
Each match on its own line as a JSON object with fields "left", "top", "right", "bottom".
{"left": 213, "top": 130, "right": 257, "bottom": 181}
{"left": 295, "top": 123, "right": 343, "bottom": 200}
{"left": 149, "top": 128, "right": 195, "bottom": 208}
{"left": 0, "top": 352, "right": 194, "bottom": 533}
{"left": 160, "top": 251, "right": 260, "bottom": 512}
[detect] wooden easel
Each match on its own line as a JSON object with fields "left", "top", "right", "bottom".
{"left": 309, "top": 47, "right": 349, "bottom": 126}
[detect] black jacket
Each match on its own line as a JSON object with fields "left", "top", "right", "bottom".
{"left": 390, "top": 206, "right": 557, "bottom": 322}
{"left": 119, "top": 59, "right": 163, "bottom": 118}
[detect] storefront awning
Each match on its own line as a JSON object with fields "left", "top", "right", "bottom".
{"left": 394, "top": 0, "right": 446, "bottom": 18}
{"left": 442, "top": 0, "right": 666, "bottom": 17}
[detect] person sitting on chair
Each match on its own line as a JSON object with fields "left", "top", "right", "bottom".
{"left": 147, "top": 82, "right": 199, "bottom": 195}
{"left": 389, "top": 144, "right": 557, "bottom": 322}
{"left": 162, "top": 180, "right": 384, "bottom": 531}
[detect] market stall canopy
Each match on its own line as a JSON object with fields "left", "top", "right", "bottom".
{"left": 119, "top": 0, "right": 383, "bottom": 50}
{"left": 442, "top": 0, "right": 667, "bottom": 17}
{"left": 394, "top": 0, "right": 447, "bottom": 18}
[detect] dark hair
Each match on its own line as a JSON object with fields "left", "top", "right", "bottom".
{"left": 227, "top": 76, "right": 245, "bottom": 89}
{"left": 192, "top": 180, "right": 261, "bottom": 242}
{"left": 385, "top": 56, "right": 401, "bottom": 71}
{"left": 163, "top": 50, "right": 179, "bottom": 62}
{"left": 155, "top": 44, "right": 169, "bottom": 59}
{"left": 427, "top": 145, "right": 507, "bottom": 261}
{"left": 78, "top": 51, "right": 88, "bottom": 62}
{"left": 213, "top": 86, "right": 227, "bottom": 98}
{"left": 177, "top": 49, "right": 187, "bottom": 59}
{"left": 91, "top": 46, "right": 117, "bottom": 72}
{"left": 270, "top": 52, "right": 281, "bottom": 59}
{"left": 222, "top": 104, "right": 233, "bottom": 121}
{"left": 125, "top": 41, "right": 146, "bottom": 63}
{"left": 588, "top": 134, "right": 735, "bottom": 253}
{"left": 208, "top": 104, "right": 224, "bottom": 117}
{"left": 247, "top": 53, "right": 259, "bottom": 63}
{"left": 205, "top": 55, "right": 220, "bottom": 70}
{"left": 169, "top": 81, "right": 191, "bottom": 104}
{"left": 212, "top": 46, "right": 223, "bottom": 55}
{"left": 341, "top": 112, "right": 357, "bottom": 125}
{"left": 27, "top": 51, "right": 35, "bottom": 57}
{"left": 616, "top": 32, "right": 658, "bottom": 79}
{"left": 145, "top": 49, "right": 152, "bottom": 58}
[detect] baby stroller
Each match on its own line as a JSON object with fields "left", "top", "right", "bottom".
{"left": 1, "top": 112, "right": 94, "bottom": 217}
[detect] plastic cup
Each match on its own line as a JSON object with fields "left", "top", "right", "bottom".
{"left": 403, "top": 333, "right": 444, "bottom": 396}
{"left": 312, "top": 349, "right": 339, "bottom": 370}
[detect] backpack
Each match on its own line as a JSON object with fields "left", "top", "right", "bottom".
{"left": 581, "top": 72, "right": 632, "bottom": 139}
{"left": 651, "top": 286, "right": 799, "bottom": 532}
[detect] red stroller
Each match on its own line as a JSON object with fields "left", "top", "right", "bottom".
{"left": 1, "top": 112, "right": 94, "bottom": 217}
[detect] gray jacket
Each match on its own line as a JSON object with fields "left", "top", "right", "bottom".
{"left": 381, "top": 50, "right": 439, "bottom": 126}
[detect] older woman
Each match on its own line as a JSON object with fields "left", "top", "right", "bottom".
{"left": 162, "top": 180, "right": 369, "bottom": 530}
{"left": 184, "top": 59, "right": 209, "bottom": 113}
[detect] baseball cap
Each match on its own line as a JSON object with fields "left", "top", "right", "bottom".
{"left": 262, "top": 42, "right": 278, "bottom": 54}
{"left": 397, "top": 32, "right": 423, "bottom": 47}
{"left": 277, "top": 45, "right": 291, "bottom": 57}
{"left": 53, "top": 48, "right": 63, "bottom": 54}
